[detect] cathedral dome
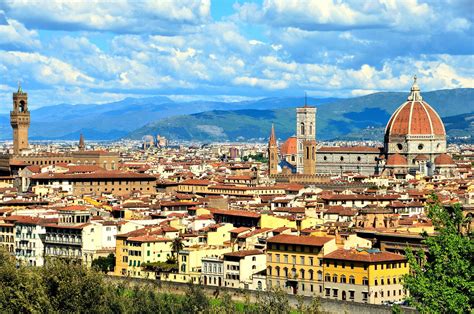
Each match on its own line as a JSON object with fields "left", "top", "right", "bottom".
{"left": 386, "top": 153, "right": 407, "bottom": 166}
{"left": 385, "top": 77, "right": 445, "bottom": 139}
{"left": 434, "top": 153, "right": 455, "bottom": 165}
{"left": 281, "top": 136, "right": 297, "bottom": 155}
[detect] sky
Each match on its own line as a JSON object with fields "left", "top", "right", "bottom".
{"left": 0, "top": 0, "right": 473, "bottom": 110}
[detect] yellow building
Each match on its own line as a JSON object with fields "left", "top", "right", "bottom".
{"left": 322, "top": 248, "right": 408, "bottom": 304}
{"left": 0, "top": 221, "right": 15, "bottom": 254}
{"left": 115, "top": 227, "right": 176, "bottom": 278}
{"left": 266, "top": 234, "right": 337, "bottom": 296}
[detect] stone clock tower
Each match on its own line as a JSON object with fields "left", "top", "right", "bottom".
{"left": 10, "top": 83, "right": 30, "bottom": 155}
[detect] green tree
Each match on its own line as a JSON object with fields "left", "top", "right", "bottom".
{"left": 171, "top": 236, "right": 184, "bottom": 259}
{"left": 404, "top": 195, "right": 473, "bottom": 313}
{"left": 256, "top": 287, "right": 291, "bottom": 314}
{"left": 42, "top": 258, "right": 109, "bottom": 313}
{"left": 91, "top": 253, "right": 116, "bottom": 273}
{"left": 0, "top": 248, "right": 52, "bottom": 313}
{"left": 181, "top": 282, "right": 210, "bottom": 313}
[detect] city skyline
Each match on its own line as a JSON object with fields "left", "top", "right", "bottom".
{"left": 0, "top": 0, "right": 473, "bottom": 109}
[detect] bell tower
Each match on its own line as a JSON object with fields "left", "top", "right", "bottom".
{"left": 268, "top": 124, "right": 279, "bottom": 176}
{"left": 10, "top": 83, "right": 30, "bottom": 155}
{"left": 296, "top": 100, "right": 317, "bottom": 174}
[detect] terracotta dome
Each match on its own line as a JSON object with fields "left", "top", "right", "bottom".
{"left": 434, "top": 153, "right": 455, "bottom": 165}
{"left": 414, "top": 154, "right": 428, "bottom": 161}
{"left": 281, "top": 136, "right": 297, "bottom": 155}
{"left": 386, "top": 153, "right": 407, "bottom": 166}
{"left": 385, "top": 77, "right": 445, "bottom": 138}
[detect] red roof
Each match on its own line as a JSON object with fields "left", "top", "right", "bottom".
{"left": 267, "top": 234, "right": 333, "bottom": 247}
{"left": 385, "top": 100, "right": 445, "bottom": 137}
{"left": 434, "top": 153, "right": 455, "bottom": 165}
{"left": 323, "top": 248, "right": 407, "bottom": 263}
{"left": 211, "top": 209, "right": 261, "bottom": 218}
{"left": 386, "top": 154, "right": 407, "bottom": 166}
{"left": 281, "top": 137, "right": 297, "bottom": 155}
{"left": 224, "top": 249, "right": 263, "bottom": 258}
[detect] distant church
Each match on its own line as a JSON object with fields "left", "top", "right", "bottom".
{"left": 269, "top": 77, "right": 457, "bottom": 178}
{"left": 0, "top": 85, "right": 119, "bottom": 175}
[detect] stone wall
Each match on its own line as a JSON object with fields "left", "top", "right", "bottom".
{"left": 107, "top": 275, "right": 417, "bottom": 314}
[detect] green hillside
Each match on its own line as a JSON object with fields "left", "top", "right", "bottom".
{"left": 128, "top": 88, "right": 474, "bottom": 142}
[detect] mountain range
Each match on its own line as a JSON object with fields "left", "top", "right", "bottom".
{"left": 0, "top": 88, "right": 472, "bottom": 143}
{"left": 128, "top": 88, "right": 474, "bottom": 143}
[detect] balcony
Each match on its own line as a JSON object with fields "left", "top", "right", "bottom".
{"left": 45, "top": 236, "right": 82, "bottom": 246}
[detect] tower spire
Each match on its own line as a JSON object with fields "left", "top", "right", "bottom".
{"left": 269, "top": 123, "right": 276, "bottom": 146}
{"left": 78, "top": 133, "right": 85, "bottom": 151}
{"left": 17, "top": 81, "right": 23, "bottom": 93}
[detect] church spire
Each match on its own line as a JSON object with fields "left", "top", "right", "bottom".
{"left": 269, "top": 123, "right": 277, "bottom": 146}
{"left": 78, "top": 133, "right": 85, "bottom": 151}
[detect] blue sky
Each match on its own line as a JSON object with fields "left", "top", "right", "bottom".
{"left": 0, "top": 0, "right": 473, "bottom": 110}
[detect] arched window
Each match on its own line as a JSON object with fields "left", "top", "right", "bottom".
{"left": 267, "top": 266, "right": 272, "bottom": 276}
{"left": 325, "top": 273, "right": 331, "bottom": 281}
{"left": 317, "top": 270, "right": 322, "bottom": 281}
{"left": 257, "top": 281, "right": 262, "bottom": 290}
{"left": 300, "top": 269, "right": 305, "bottom": 279}
{"left": 332, "top": 274, "right": 338, "bottom": 283}
{"left": 309, "top": 123, "right": 313, "bottom": 135}
{"left": 291, "top": 268, "right": 296, "bottom": 278}
{"left": 276, "top": 266, "right": 280, "bottom": 277}
{"left": 181, "top": 264, "right": 186, "bottom": 272}
{"left": 300, "top": 123, "right": 305, "bottom": 135}
{"left": 349, "top": 276, "right": 355, "bottom": 284}
{"left": 309, "top": 269, "right": 314, "bottom": 280}
{"left": 362, "top": 277, "right": 369, "bottom": 285}
{"left": 283, "top": 267, "right": 288, "bottom": 277}
{"left": 306, "top": 147, "right": 310, "bottom": 159}
{"left": 340, "top": 275, "right": 346, "bottom": 283}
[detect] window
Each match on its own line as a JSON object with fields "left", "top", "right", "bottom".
{"left": 362, "top": 277, "right": 369, "bottom": 285}
{"left": 349, "top": 291, "right": 355, "bottom": 300}
{"left": 349, "top": 276, "right": 355, "bottom": 284}
{"left": 333, "top": 289, "right": 338, "bottom": 297}
{"left": 284, "top": 255, "right": 288, "bottom": 263}
{"left": 340, "top": 275, "right": 346, "bottom": 283}
{"left": 276, "top": 254, "right": 280, "bottom": 263}
{"left": 292, "top": 255, "right": 296, "bottom": 264}
{"left": 381, "top": 278, "right": 385, "bottom": 285}
{"left": 350, "top": 263, "right": 354, "bottom": 269}
{"left": 362, "top": 292, "right": 368, "bottom": 302}
{"left": 325, "top": 273, "right": 331, "bottom": 282}
{"left": 325, "top": 288, "right": 330, "bottom": 297}
{"left": 300, "top": 256, "right": 305, "bottom": 265}
{"left": 317, "top": 270, "right": 322, "bottom": 281}
{"left": 309, "top": 257, "right": 314, "bottom": 266}
{"left": 332, "top": 274, "right": 338, "bottom": 283}
{"left": 387, "top": 278, "right": 391, "bottom": 285}
{"left": 300, "top": 269, "right": 305, "bottom": 279}
{"left": 375, "top": 278, "right": 378, "bottom": 286}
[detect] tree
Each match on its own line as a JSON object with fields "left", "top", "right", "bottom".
{"left": 181, "top": 282, "right": 209, "bottom": 313}
{"left": 404, "top": 195, "right": 473, "bottom": 313}
{"left": 92, "top": 253, "right": 116, "bottom": 273}
{"left": 0, "top": 248, "right": 51, "bottom": 313}
{"left": 171, "top": 236, "right": 184, "bottom": 260}
{"left": 256, "top": 287, "right": 291, "bottom": 314}
{"left": 42, "top": 258, "right": 109, "bottom": 313}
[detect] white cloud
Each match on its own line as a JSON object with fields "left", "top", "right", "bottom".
{"left": 0, "top": 17, "right": 40, "bottom": 50}
{"left": 0, "top": 0, "right": 211, "bottom": 34}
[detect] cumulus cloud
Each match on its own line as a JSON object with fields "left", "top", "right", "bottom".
{"left": 0, "top": 1, "right": 472, "bottom": 106}
{"left": 0, "top": 0, "right": 211, "bottom": 34}
{"left": 0, "top": 16, "right": 40, "bottom": 50}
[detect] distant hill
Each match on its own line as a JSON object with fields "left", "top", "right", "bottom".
{"left": 0, "top": 88, "right": 472, "bottom": 142}
{"left": 0, "top": 95, "right": 336, "bottom": 140}
{"left": 127, "top": 88, "right": 474, "bottom": 142}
